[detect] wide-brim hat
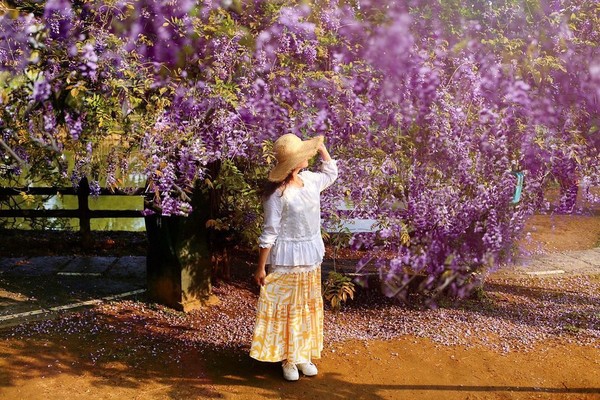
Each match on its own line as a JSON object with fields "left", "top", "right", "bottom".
{"left": 268, "top": 134, "right": 324, "bottom": 182}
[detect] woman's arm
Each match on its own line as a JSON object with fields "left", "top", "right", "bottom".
{"left": 314, "top": 142, "right": 338, "bottom": 191}
{"left": 255, "top": 247, "right": 271, "bottom": 286}
{"left": 255, "top": 192, "right": 282, "bottom": 286}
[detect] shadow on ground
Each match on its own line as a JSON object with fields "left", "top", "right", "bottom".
{"left": 1, "top": 325, "right": 598, "bottom": 400}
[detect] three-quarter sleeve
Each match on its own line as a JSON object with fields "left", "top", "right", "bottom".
{"left": 316, "top": 159, "right": 338, "bottom": 191}
{"left": 258, "top": 192, "right": 283, "bottom": 248}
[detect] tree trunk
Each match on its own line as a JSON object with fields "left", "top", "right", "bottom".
{"left": 144, "top": 188, "right": 219, "bottom": 312}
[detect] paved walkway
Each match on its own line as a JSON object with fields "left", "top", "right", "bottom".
{"left": 0, "top": 256, "right": 146, "bottom": 327}
{"left": 1, "top": 248, "right": 599, "bottom": 328}
{"left": 503, "top": 248, "right": 600, "bottom": 277}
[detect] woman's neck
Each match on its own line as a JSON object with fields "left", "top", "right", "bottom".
{"left": 288, "top": 169, "right": 304, "bottom": 188}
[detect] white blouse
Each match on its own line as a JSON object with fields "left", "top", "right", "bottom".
{"left": 259, "top": 159, "right": 338, "bottom": 267}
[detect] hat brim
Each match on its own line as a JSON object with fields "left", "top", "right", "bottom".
{"left": 268, "top": 136, "right": 324, "bottom": 182}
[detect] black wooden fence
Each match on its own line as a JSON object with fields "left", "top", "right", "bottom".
{"left": 0, "top": 178, "right": 145, "bottom": 247}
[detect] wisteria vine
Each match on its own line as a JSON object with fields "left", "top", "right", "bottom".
{"left": 0, "top": 0, "right": 598, "bottom": 302}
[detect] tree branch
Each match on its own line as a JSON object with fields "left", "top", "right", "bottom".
{"left": 0, "top": 139, "right": 27, "bottom": 166}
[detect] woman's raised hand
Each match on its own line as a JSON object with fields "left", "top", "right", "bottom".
{"left": 318, "top": 142, "right": 332, "bottom": 162}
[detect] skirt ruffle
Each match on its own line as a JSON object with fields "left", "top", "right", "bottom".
{"left": 250, "top": 265, "right": 323, "bottom": 363}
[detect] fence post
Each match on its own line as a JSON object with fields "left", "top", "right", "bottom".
{"left": 78, "top": 177, "right": 92, "bottom": 249}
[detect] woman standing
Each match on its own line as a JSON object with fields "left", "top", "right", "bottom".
{"left": 250, "top": 134, "right": 338, "bottom": 381}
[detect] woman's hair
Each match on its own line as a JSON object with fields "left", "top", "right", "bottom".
{"left": 261, "top": 172, "right": 294, "bottom": 200}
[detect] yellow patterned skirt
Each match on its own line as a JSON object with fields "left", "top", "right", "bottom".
{"left": 250, "top": 264, "right": 323, "bottom": 364}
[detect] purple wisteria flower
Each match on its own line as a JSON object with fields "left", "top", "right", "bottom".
{"left": 31, "top": 77, "right": 52, "bottom": 103}
{"left": 89, "top": 180, "right": 101, "bottom": 197}
{"left": 0, "top": 13, "right": 34, "bottom": 71}
{"left": 43, "top": 0, "right": 74, "bottom": 40}
{"left": 79, "top": 43, "right": 98, "bottom": 80}
{"left": 64, "top": 113, "right": 83, "bottom": 140}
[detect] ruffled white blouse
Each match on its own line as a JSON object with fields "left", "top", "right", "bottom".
{"left": 259, "top": 159, "right": 338, "bottom": 268}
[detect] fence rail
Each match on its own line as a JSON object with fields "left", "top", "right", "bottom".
{"left": 0, "top": 209, "right": 142, "bottom": 218}
{"left": 0, "top": 178, "right": 146, "bottom": 247}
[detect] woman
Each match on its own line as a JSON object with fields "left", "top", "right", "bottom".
{"left": 250, "top": 133, "right": 338, "bottom": 381}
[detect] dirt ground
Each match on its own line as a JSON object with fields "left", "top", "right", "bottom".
{"left": 1, "top": 335, "right": 598, "bottom": 400}
{"left": 0, "top": 212, "right": 599, "bottom": 400}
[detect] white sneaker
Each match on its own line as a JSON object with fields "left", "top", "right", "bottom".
{"left": 296, "top": 362, "right": 318, "bottom": 376}
{"left": 282, "top": 361, "right": 299, "bottom": 381}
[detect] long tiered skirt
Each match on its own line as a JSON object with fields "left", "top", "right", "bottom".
{"left": 250, "top": 264, "right": 323, "bottom": 364}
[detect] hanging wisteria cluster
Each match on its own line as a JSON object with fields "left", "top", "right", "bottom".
{"left": 0, "top": 0, "right": 598, "bottom": 301}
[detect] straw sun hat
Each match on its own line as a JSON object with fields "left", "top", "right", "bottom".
{"left": 268, "top": 134, "right": 324, "bottom": 182}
